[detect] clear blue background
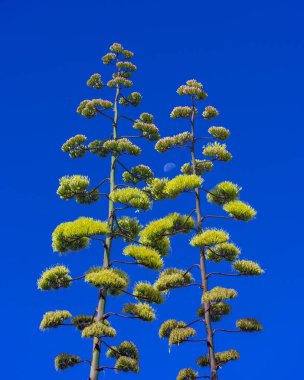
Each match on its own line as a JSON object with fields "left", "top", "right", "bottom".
{"left": 1, "top": 0, "right": 303, "bottom": 379}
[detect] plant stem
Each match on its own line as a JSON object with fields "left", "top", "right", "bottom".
{"left": 190, "top": 97, "right": 218, "bottom": 380}
{"left": 89, "top": 86, "right": 120, "bottom": 380}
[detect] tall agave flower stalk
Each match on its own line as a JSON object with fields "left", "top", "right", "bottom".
{"left": 38, "top": 42, "right": 168, "bottom": 379}
{"left": 154, "top": 80, "right": 263, "bottom": 380}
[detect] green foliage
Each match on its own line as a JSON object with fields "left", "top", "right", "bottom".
{"left": 85, "top": 268, "right": 129, "bottom": 293}
{"left": 77, "top": 99, "right": 113, "bottom": 118}
{"left": 55, "top": 353, "right": 81, "bottom": 370}
{"left": 123, "top": 245, "right": 163, "bottom": 270}
{"left": 115, "top": 356, "right": 139, "bottom": 373}
{"left": 114, "top": 217, "right": 142, "bottom": 242}
{"left": 233, "top": 260, "right": 264, "bottom": 275}
{"left": 133, "top": 116, "right": 160, "bottom": 141}
{"left": 181, "top": 159, "right": 213, "bottom": 175}
{"left": 154, "top": 268, "right": 193, "bottom": 291}
{"left": 203, "top": 142, "right": 232, "bottom": 162}
{"left": 190, "top": 229, "right": 229, "bottom": 247}
{"left": 176, "top": 368, "right": 199, "bottom": 380}
{"left": 52, "top": 217, "right": 108, "bottom": 253}
{"left": 159, "top": 319, "right": 187, "bottom": 338}
{"left": 208, "top": 126, "right": 230, "bottom": 140}
{"left": 107, "top": 341, "right": 139, "bottom": 360}
{"left": 207, "top": 181, "right": 240, "bottom": 206}
{"left": 110, "top": 187, "right": 151, "bottom": 210}
{"left": 144, "top": 177, "right": 169, "bottom": 200}
{"left": 223, "top": 200, "right": 256, "bottom": 221}
{"left": 103, "top": 138, "right": 141, "bottom": 156}
{"left": 206, "top": 242, "right": 240, "bottom": 263}
{"left": 165, "top": 174, "right": 203, "bottom": 199}
{"left": 122, "top": 165, "right": 154, "bottom": 184}
{"left": 202, "top": 105, "right": 219, "bottom": 120}
{"left": 197, "top": 302, "right": 231, "bottom": 322}
{"left": 169, "top": 327, "right": 196, "bottom": 346}
{"left": 202, "top": 286, "right": 237, "bottom": 303}
{"left": 61, "top": 134, "right": 87, "bottom": 159}
{"left": 72, "top": 315, "right": 93, "bottom": 331}
{"left": 119, "top": 92, "right": 142, "bottom": 106}
{"left": 155, "top": 132, "right": 193, "bottom": 153}
{"left": 37, "top": 265, "right": 71, "bottom": 290}
{"left": 82, "top": 321, "right": 116, "bottom": 338}
{"left": 133, "top": 282, "right": 164, "bottom": 304}
{"left": 40, "top": 310, "right": 71, "bottom": 330}
{"left": 236, "top": 318, "right": 263, "bottom": 332}
{"left": 87, "top": 73, "right": 103, "bottom": 89}
{"left": 170, "top": 106, "right": 195, "bottom": 119}
{"left": 123, "top": 302, "right": 156, "bottom": 321}
{"left": 197, "top": 349, "right": 240, "bottom": 367}
{"left": 177, "top": 79, "right": 207, "bottom": 100}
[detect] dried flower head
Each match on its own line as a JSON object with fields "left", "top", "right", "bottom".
{"left": 223, "top": 200, "right": 256, "bottom": 221}
{"left": 202, "top": 286, "right": 237, "bottom": 303}
{"left": 40, "top": 310, "right": 71, "bottom": 330}
{"left": 123, "top": 303, "right": 156, "bottom": 321}
{"left": 190, "top": 229, "right": 229, "bottom": 247}
{"left": 233, "top": 260, "right": 264, "bottom": 275}
{"left": 55, "top": 353, "right": 81, "bottom": 370}
{"left": 154, "top": 268, "right": 193, "bottom": 291}
{"left": 37, "top": 265, "right": 72, "bottom": 290}
{"left": 123, "top": 245, "right": 163, "bottom": 270}
{"left": 236, "top": 318, "right": 263, "bottom": 332}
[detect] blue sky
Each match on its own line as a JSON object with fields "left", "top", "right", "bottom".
{"left": 1, "top": 0, "right": 303, "bottom": 379}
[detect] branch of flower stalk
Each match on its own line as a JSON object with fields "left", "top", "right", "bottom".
{"left": 200, "top": 187, "right": 227, "bottom": 201}
{"left": 174, "top": 282, "right": 204, "bottom": 290}
{"left": 114, "top": 183, "right": 151, "bottom": 195}
{"left": 119, "top": 114, "right": 136, "bottom": 123}
{"left": 201, "top": 215, "right": 232, "bottom": 221}
{"left": 97, "top": 366, "right": 117, "bottom": 372}
{"left": 70, "top": 274, "right": 86, "bottom": 282}
{"left": 213, "top": 328, "right": 242, "bottom": 335}
{"left": 80, "top": 360, "right": 92, "bottom": 365}
{"left": 96, "top": 109, "right": 114, "bottom": 121}
{"left": 100, "top": 340, "right": 122, "bottom": 356}
{"left": 90, "top": 178, "right": 110, "bottom": 192}
{"left": 204, "top": 246, "right": 228, "bottom": 260}
{"left": 206, "top": 272, "right": 242, "bottom": 279}
{"left": 118, "top": 94, "right": 134, "bottom": 106}
{"left": 103, "top": 312, "right": 140, "bottom": 320}
{"left": 183, "top": 263, "right": 201, "bottom": 277}
{"left": 120, "top": 289, "right": 152, "bottom": 302}
{"left": 119, "top": 135, "right": 143, "bottom": 139}
{"left": 185, "top": 318, "right": 205, "bottom": 327}
{"left": 109, "top": 259, "right": 140, "bottom": 267}
{"left": 116, "top": 159, "right": 146, "bottom": 180}
{"left": 114, "top": 205, "right": 132, "bottom": 211}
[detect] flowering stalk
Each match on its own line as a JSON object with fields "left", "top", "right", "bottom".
{"left": 190, "top": 99, "right": 218, "bottom": 380}
{"left": 155, "top": 79, "right": 263, "bottom": 380}
{"left": 38, "top": 43, "right": 166, "bottom": 379}
{"left": 89, "top": 85, "right": 119, "bottom": 380}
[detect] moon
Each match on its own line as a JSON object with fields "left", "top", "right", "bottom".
{"left": 163, "top": 162, "right": 176, "bottom": 173}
